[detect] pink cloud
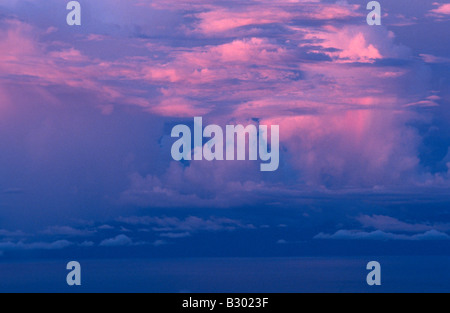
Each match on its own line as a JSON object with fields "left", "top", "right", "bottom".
{"left": 420, "top": 53, "right": 450, "bottom": 64}
{"left": 0, "top": 19, "right": 38, "bottom": 62}
{"left": 150, "top": 97, "right": 211, "bottom": 117}
{"left": 303, "top": 27, "right": 383, "bottom": 63}
{"left": 190, "top": 2, "right": 361, "bottom": 35}
{"left": 0, "top": 0, "right": 441, "bottom": 192}
{"left": 430, "top": 3, "right": 450, "bottom": 15}
{"left": 49, "top": 48, "right": 88, "bottom": 62}
{"left": 261, "top": 109, "right": 420, "bottom": 186}
{"left": 209, "top": 38, "right": 288, "bottom": 63}
{"left": 192, "top": 8, "right": 293, "bottom": 34}
{"left": 0, "top": 18, "right": 157, "bottom": 115}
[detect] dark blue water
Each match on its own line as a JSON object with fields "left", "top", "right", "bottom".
{"left": 0, "top": 256, "right": 449, "bottom": 293}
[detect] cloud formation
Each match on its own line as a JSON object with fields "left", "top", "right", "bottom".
{"left": 314, "top": 229, "right": 450, "bottom": 241}
{"left": 356, "top": 215, "right": 450, "bottom": 233}
{"left": 99, "top": 234, "right": 133, "bottom": 247}
{"left": 0, "top": 240, "right": 73, "bottom": 251}
{"left": 117, "top": 215, "right": 255, "bottom": 232}
{"left": 0, "top": 0, "right": 449, "bottom": 249}
{"left": 429, "top": 3, "right": 450, "bottom": 16}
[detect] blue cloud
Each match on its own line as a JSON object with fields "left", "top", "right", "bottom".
{"left": 99, "top": 235, "right": 133, "bottom": 247}
{"left": 314, "top": 229, "right": 450, "bottom": 241}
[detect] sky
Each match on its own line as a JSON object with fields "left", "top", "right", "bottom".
{"left": 0, "top": 0, "right": 450, "bottom": 292}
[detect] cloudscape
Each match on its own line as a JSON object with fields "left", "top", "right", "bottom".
{"left": 0, "top": 0, "right": 449, "bottom": 292}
